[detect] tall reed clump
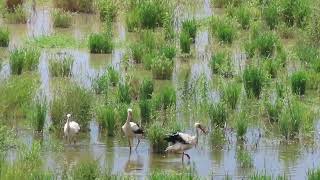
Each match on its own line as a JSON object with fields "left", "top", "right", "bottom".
{"left": 180, "top": 31, "right": 192, "bottom": 54}
{"left": 53, "top": 0, "right": 94, "bottom": 13}
{"left": 208, "top": 102, "right": 227, "bottom": 128}
{"left": 130, "top": 43, "right": 145, "bottom": 63}
{"left": 236, "top": 111, "right": 248, "bottom": 140}
{"left": 0, "top": 27, "right": 9, "bottom": 47}
{"left": 140, "top": 78, "right": 154, "bottom": 99}
{"left": 279, "top": 100, "right": 308, "bottom": 140}
{"left": 106, "top": 66, "right": 119, "bottom": 86}
{"left": 264, "top": 99, "right": 283, "bottom": 123}
{"left": 146, "top": 121, "right": 167, "bottom": 153}
{"left": 237, "top": 148, "right": 253, "bottom": 168}
{"left": 182, "top": 19, "right": 197, "bottom": 42}
{"left": 49, "top": 55, "right": 74, "bottom": 77}
{"left": 243, "top": 66, "right": 264, "bottom": 99}
{"left": 139, "top": 99, "right": 151, "bottom": 124}
{"left": 210, "top": 128, "right": 225, "bottom": 147}
{"left": 160, "top": 44, "right": 176, "bottom": 60}
{"left": 4, "top": 5, "right": 27, "bottom": 24}
{"left": 29, "top": 100, "right": 47, "bottom": 132}
{"left": 93, "top": 73, "right": 108, "bottom": 94}
{"left": 97, "top": 106, "right": 116, "bottom": 136}
{"left": 151, "top": 55, "right": 174, "bottom": 80}
{"left": 98, "top": 0, "right": 118, "bottom": 22}
{"left": 126, "top": 7, "right": 140, "bottom": 32}
{"left": 71, "top": 160, "right": 100, "bottom": 180}
{"left": 157, "top": 85, "right": 176, "bottom": 110}
{"left": 210, "top": 52, "right": 226, "bottom": 74}
{"left": 149, "top": 169, "right": 198, "bottom": 179}
{"left": 307, "top": 9, "right": 320, "bottom": 47}
{"left": 211, "top": 16, "right": 236, "bottom": 44}
{"left": 255, "top": 31, "right": 279, "bottom": 58}
{"left": 89, "top": 33, "right": 113, "bottom": 54}
{"left": 52, "top": 9, "right": 72, "bottom": 28}
{"left": 295, "top": 42, "right": 318, "bottom": 63}
{"left": 137, "top": 0, "right": 168, "bottom": 29}
{"left": 291, "top": 71, "right": 307, "bottom": 95}
{"left": 118, "top": 82, "right": 131, "bottom": 104}
{"left": 280, "top": 0, "right": 310, "bottom": 28}
{"left": 263, "top": 0, "right": 279, "bottom": 29}
{"left": 5, "top": 0, "right": 23, "bottom": 11}
{"left": 222, "top": 81, "right": 241, "bottom": 110}
{"left": 235, "top": 5, "right": 251, "bottom": 29}
{"left": 51, "top": 85, "right": 92, "bottom": 129}
{"left": 10, "top": 48, "right": 40, "bottom": 75}
{"left": 308, "top": 168, "right": 320, "bottom": 180}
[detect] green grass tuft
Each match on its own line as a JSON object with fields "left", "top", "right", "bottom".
{"left": 49, "top": 55, "right": 74, "bottom": 77}
{"left": 243, "top": 66, "right": 264, "bottom": 99}
{"left": 151, "top": 55, "right": 174, "bottom": 80}
{"left": 0, "top": 27, "right": 9, "bottom": 47}
{"left": 208, "top": 102, "right": 227, "bottom": 128}
{"left": 89, "top": 33, "right": 113, "bottom": 54}
{"left": 180, "top": 31, "right": 192, "bottom": 54}
{"left": 291, "top": 71, "right": 307, "bottom": 95}
{"left": 52, "top": 9, "right": 72, "bottom": 28}
{"left": 222, "top": 81, "right": 241, "bottom": 109}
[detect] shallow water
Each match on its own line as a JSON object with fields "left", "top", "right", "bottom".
{"left": 1, "top": 1, "right": 320, "bottom": 179}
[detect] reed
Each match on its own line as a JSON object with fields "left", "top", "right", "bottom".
{"left": 52, "top": 9, "right": 72, "bottom": 28}
{"left": 208, "top": 102, "right": 227, "bottom": 128}
{"left": 291, "top": 71, "right": 307, "bottom": 95}
{"left": 0, "top": 27, "right": 9, "bottom": 47}
{"left": 243, "top": 66, "right": 264, "bottom": 99}
{"left": 222, "top": 81, "right": 241, "bottom": 109}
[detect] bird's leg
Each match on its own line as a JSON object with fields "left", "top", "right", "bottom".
{"left": 185, "top": 153, "right": 191, "bottom": 160}
{"left": 135, "top": 138, "right": 140, "bottom": 151}
{"left": 128, "top": 138, "right": 132, "bottom": 152}
{"left": 182, "top": 152, "right": 184, "bottom": 162}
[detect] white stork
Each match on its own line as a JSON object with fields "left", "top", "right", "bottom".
{"left": 165, "top": 122, "right": 207, "bottom": 161}
{"left": 64, "top": 114, "right": 80, "bottom": 144}
{"left": 122, "top": 108, "right": 144, "bottom": 152}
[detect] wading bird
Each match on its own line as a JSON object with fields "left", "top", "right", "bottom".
{"left": 122, "top": 109, "right": 144, "bottom": 152}
{"left": 165, "top": 122, "right": 208, "bottom": 161}
{"left": 64, "top": 114, "right": 80, "bottom": 144}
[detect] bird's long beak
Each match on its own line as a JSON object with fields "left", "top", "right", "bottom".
{"left": 199, "top": 125, "right": 208, "bottom": 135}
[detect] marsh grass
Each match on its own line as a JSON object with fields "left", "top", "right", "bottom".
{"left": 276, "top": 81, "right": 285, "bottom": 99}
{"left": 308, "top": 168, "right": 320, "bottom": 180}
{"left": 29, "top": 100, "right": 47, "bottom": 132}
{"left": 0, "top": 125, "right": 15, "bottom": 152}
{"left": 210, "top": 52, "right": 226, "bottom": 74}
{"left": 211, "top": 16, "right": 236, "bottom": 44}
{"left": 51, "top": 85, "right": 92, "bottom": 129}
{"left": 142, "top": 51, "right": 156, "bottom": 70}
{"left": 5, "top": 0, "right": 23, "bottom": 11}
{"left": 157, "top": 85, "right": 176, "bottom": 110}
{"left": 237, "top": 148, "right": 253, "bottom": 168}
{"left": 140, "top": 78, "right": 154, "bottom": 100}
{"left": 236, "top": 111, "right": 248, "bottom": 139}
{"left": 150, "top": 169, "right": 198, "bottom": 180}
{"left": 280, "top": 0, "right": 310, "bottom": 28}
{"left": 291, "top": 71, "right": 307, "bottom": 95}
{"left": 182, "top": 19, "right": 197, "bottom": 42}
{"left": 138, "top": 0, "right": 167, "bottom": 29}
{"left": 118, "top": 82, "right": 131, "bottom": 104}
{"left": 98, "top": 0, "right": 118, "bottom": 22}
{"left": 295, "top": 42, "right": 319, "bottom": 63}
{"left": 49, "top": 55, "right": 74, "bottom": 77}
{"left": 93, "top": 73, "right": 108, "bottom": 94}
{"left": 141, "top": 30, "right": 157, "bottom": 51}
{"left": 146, "top": 121, "right": 167, "bottom": 153}
{"left": 71, "top": 160, "right": 100, "bottom": 180}
{"left": 4, "top": 5, "right": 27, "bottom": 24}
{"left": 222, "top": 81, "right": 241, "bottom": 109}
{"left": 180, "top": 31, "right": 191, "bottom": 54}
{"left": 243, "top": 66, "right": 264, "bottom": 99}
{"left": 160, "top": 44, "right": 176, "bottom": 60}
{"left": 263, "top": 1, "right": 279, "bottom": 29}
{"left": 210, "top": 128, "right": 225, "bottom": 147}
{"left": 126, "top": 7, "right": 140, "bottom": 32}
{"left": 255, "top": 32, "right": 278, "bottom": 58}
{"left": 130, "top": 43, "right": 145, "bottom": 63}
{"left": 52, "top": 9, "right": 72, "bottom": 28}
{"left": 89, "top": 33, "right": 113, "bottom": 54}
{"left": 0, "top": 27, "right": 9, "bottom": 47}
{"left": 151, "top": 55, "right": 173, "bottom": 80}
{"left": 235, "top": 5, "right": 251, "bottom": 29}
{"left": 107, "top": 66, "right": 119, "bottom": 86}
{"left": 208, "top": 102, "right": 227, "bottom": 128}
{"left": 97, "top": 106, "right": 116, "bottom": 136}
{"left": 54, "top": 0, "right": 94, "bottom": 13}
{"left": 10, "top": 48, "right": 40, "bottom": 75}
{"left": 263, "top": 59, "right": 279, "bottom": 78}
{"left": 139, "top": 99, "right": 151, "bottom": 124}
{"left": 265, "top": 99, "right": 283, "bottom": 123}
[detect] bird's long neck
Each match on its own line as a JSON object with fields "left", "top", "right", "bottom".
{"left": 126, "top": 113, "right": 132, "bottom": 124}
{"left": 195, "top": 128, "right": 199, "bottom": 144}
{"left": 67, "top": 117, "right": 70, "bottom": 129}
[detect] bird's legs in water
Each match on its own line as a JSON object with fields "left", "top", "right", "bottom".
{"left": 135, "top": 139, "right": 140, "bottom": 151}
{"left": 182, "top": 152, "right": 191, "bottom": 162}
{"left": 128, "top": 138, "right": 132, "bottom": 153}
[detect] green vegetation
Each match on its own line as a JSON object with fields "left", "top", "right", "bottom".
{"left": 237, "top": 149, "right": 253, "bottom": 168}
{"left": 53, "top": 0, "right": 94, "bottom": 13}
{"left": 182, "top": 19, "right": 197, "bottom": 42}
{"left": 139, "top": 99, "right": 151, "bottom": 124}
{"left": 160, "top": 44, "right": 176, "bottom": 60}
{"left": 243, "top": 66, "right": 265, "bottom": 99}
{"left": 150, "top": 169, "right": 198, "bottom": 180}
{"left": 154, "top": 85, "right": 176, "bottom": 110}
{"left": 151, "top": 55, "right": 174, "bottom": 80}
{"left": 235, "top": 5, "right": 251, "bottom": 29}
{"left": 211, "top": 16, "right": 236, "bottom": 44}
{"left": 208, "top": 102, "right": 227, "bottom": 128}
{"left": 265, "top": 99, "right": 283, "bottom": 123}
{"left": 140, "top": 78, "right": 154, "bottom": 100}
{"left": 308, "top": 168, "right": 320, "bottom": 180}
{"left": 49, "top": 55, "right": 74, "bottom": 77}
{"left": 29, "top": 100, "right": 47, "bottom": 132}
{"left": 71, "top": 160, "right": 100, "bottom": 180}
{"left": 52, "top": 9, "right": 72, "bottom": 28}
{"left": 107, "top": 66, "right": 119, "bottom": 86}
{"left": 5, "top": 0, "right": 23, "bottom": 11}
{"left": 146, "top": 121, "right": 167, "bottom": 153}
{"left": 25, "top": 35, "right": 85, "bottom": 48}
{"left": 0, "top": 27, "right": 9, "bottom": 47}
{"left": 130, "top": 43, "right": 145, "bottom": 63}
{"left": 98, "top": 0, "right": 118, "bottom": 22}
{"left": 89, "top": 33, "right": 113, "bottom": 54}
{"left": 255, "top": 32, "right": 279, "bottom": 58}
{"left": 222, "top": 81, "right": 241, "bottom": 109}
{"left": 236, "top": 111, "right": 248, "bottom": 139}
{"left": 263, "top": 1, "right": 279, "bottom": 29}
{"left": 180, "top": 31, "right": 191, "bottom": 54}
{"left": 291, "top": 71, "right": 307, "bottom": 95}
{"left": 4, "top": 5, "right": 27, "bottom": 24}
{"left": 10, "top": 48, "right": 40, "bottom": 75}
{"left": 97, "top": 106, "right": 116, "bottom": 136}
{"left": 118, "top": 82, "right": 131, "bottom": 104}
{"left": 93, "top": 73, "right": 108, "bottom": 94}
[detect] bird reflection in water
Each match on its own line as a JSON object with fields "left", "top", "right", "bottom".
{"left": 124, "top": 153, "right": 143, "bottom": 173}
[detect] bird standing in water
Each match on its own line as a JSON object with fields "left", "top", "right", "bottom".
{"left": 122, "top": 109, "right": 144, "bottom": 152}
{"left": 64, "top": 114, "right": 80, "bottom": 144}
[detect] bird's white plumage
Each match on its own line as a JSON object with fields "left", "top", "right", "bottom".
{"left": 64, "top": 121, "right": 80, "bottom": 135}
{"left": 178, "top": 132, "right": 197, "bottom": 144}
{"left": 165, "top": 142, "right": 193, "bottom": 153}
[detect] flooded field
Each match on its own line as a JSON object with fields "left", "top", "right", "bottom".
{"left": 0, "top": 0, "right": 320, "bottom": 179}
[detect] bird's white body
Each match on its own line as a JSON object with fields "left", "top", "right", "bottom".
{"left": 64, "top": 114, "right": 80, "bottom": 144}
{"left": 122, "top": 109, "right": 144, "bottom": 151}
{"left": 165, "top": 133, "right": 196, "bottom": 153}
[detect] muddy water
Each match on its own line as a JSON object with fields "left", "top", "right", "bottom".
{"left": 1, "top": 1, "right": 320, "bottom": 180}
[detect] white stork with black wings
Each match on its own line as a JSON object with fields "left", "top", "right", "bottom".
{"left": 122, "top": 108, "right": 144, "bottom": 152}
{"left": 165, "top": 122, "right": 207, "bottom": 161}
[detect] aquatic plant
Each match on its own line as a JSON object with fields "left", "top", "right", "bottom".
{"left": 26, "top": 34, "right": 84, "bottom": 48}
{"left": 97, "top": 106, "right": 116, "bottom": 136}
{"left": 210, "top": 128, "right": 225, "bottom": 147}
{"left": 4, "top": 5, "right": 27, "bottom": 24}
{"left": 295, "top": 42, "right": 319, "bottom": 63}
{"left": 263, "top": 0, "right": 279, "bottom": 29}
{"left": 280, "top": 0, "right": 310, "bottom": 27}
{"left": 140, "top": 78, "right": 154, "bottom": 100}
{"left": 182, "top": 19, "right": 197, "bottom": 42}
{"left": 265, "top": 99, "right": 283, "bottom": 123}
{"left": 263, "top": 59, "right": 279, "bottom": 78}
{"left": 142, "top": 51, "right": 156, "bottom": 70}
{"left": 243, "top": 66, "right": 264, "bottom": 99}
{"left": 5, "top": 0, "right": 23, "bottom": 11}
{"left": 255, "top": 32, "right": 278, "bottom": 58}
{"left": 180, "top": 31, "right": 191, "bottom": 54}
{"left": 138, "top": 0, "right": 167, "bottom": 29}
{"left": 126, "top": 7, "right": 140, "bottom": 32}
{"left": 130, "top": 43, "right": 145, "bottom": 63}
{"left": 52, "top": 9, "right": 72, "bottom": 28}
{"left": 71, "top": 160, "right": 100, "bottom": 180}
{"left": 107, "top": 66, "right": 119, "bottom": 86}
{"left": 141, "top": 30, "right": 157, "bottom": 51}
{"left": 51, "top": 85, "right": 92, "bottom": 129}
{"left": 291, "top": 71, "right": 307, "bottom": 95}
{"left": 29, "top": 100, "right": 47, "bottom": 132}
{"left": 139, "top": 99, "right": 151, "bottom": 124}
{"left": 308, "top": 168, "right": 320, "bottom": 180}
{"left": 211, "top": 16, "right": 236, "bottom": 44}
{"left": 236, "top": 111, "right": 248, "bottom": 139}
{"left": 157, "top": 85, "right": 176, "bottom": 110}
{"left": 276, "top": 81, "right": 285, "bottom": 99}
{"left": 118, "top": 82, "right": 131, "bottom": 104}
{"left": 93, "top": 73, "right": 108, "bottom": 94}
{"left": 163, "top": 12, "right": 175, "bottom": 40}
{"left": 160, "top": 44, "right": 176, "bottom": 60}
{"left": 151, "top": 55, "right": 174, "bottom": 80}
{"left": 0, "top": 125, "right": 15, "bottom": 152}
{"left": 49, "top": 55, "right": 74, "bottom": 77}
{"left": 150, "top": 169, "right": 198, "bottom": 180}
{"left": 0, "top": 27, "right": 9, "bottom": 47}
{"left": 89, "top": 33, "right": 113, "bottom": 54}
{"left": 237, "top": 149, "right": 253, "bottom": 168}
{"left": 146, "top": 121, "right": 167, "bottom": 153}
{"left": 10, "top": 48, "right": 40, "bottom": 75}
{"left": 210, "top": 52, "right": 227, "bottom": 74}
{"left": 98, "top": 0, "right": 118, "bottom": 22}
{"left": 208, "top": 102, "right": 227, "bottom": 128}
{"left": 222, "top": 81, "right": 241, "bottom": 110}
{"left": 53, "top": 0, "right": 94, "bottom": 13}
{"left": 307, "top": 9, "right": 320, "bottom": 47}
{"left": 244, "top": 40, "right": 255, "bottom": 58}
{"left": 235, "top": 5, "right": 251, "bottom": 29}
